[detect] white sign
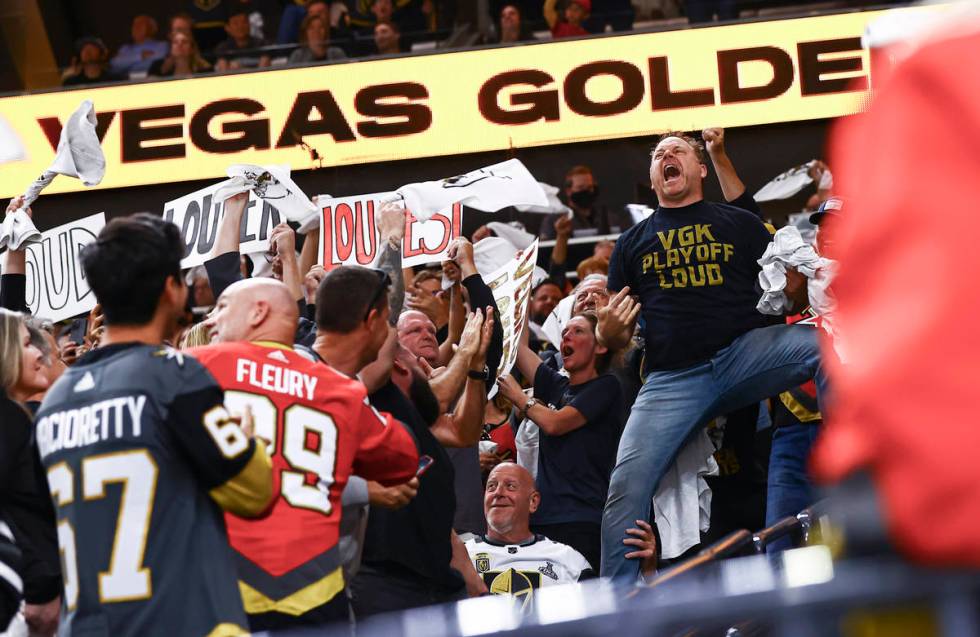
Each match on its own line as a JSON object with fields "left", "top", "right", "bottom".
{"left": 318, "top": 192, "right": 463, "bottom": 269}
{"left": 23, "top": 212, "right": 104, "bottom": 323}
{"left": 485, "top": 240, "right": 539, "bottom": 393}
{"left": 163, "top": 182, "right": 285, "bottom": 268}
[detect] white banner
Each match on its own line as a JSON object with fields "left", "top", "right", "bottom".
{"left": 394, "top": 159, "right": 548, "bottom": 222}
{"left": 317, "top": 192, "right": 463, "bottom": 269}
{"left": 163, "top": 182, "right": 286, "bottom": 268}
{"left": 485, "top": 240, "right": 539, "bottom": 393}
{"left": 23, "top": 212, "right": 105, "bottom": 323}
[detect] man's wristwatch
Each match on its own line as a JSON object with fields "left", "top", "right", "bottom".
{"left": 468, "top": 366, "right": 490, "bottom": 382}
{"left": 522, "top": 398, "right": 538, "bottom": 415}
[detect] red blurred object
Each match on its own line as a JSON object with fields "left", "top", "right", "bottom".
{"left": 811, "top": 28, "right": 980, "bottom": 565}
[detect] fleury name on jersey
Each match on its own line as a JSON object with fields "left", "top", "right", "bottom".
{"left": 235, "top": 358, "right": 318, "bottom": 401}
{"left": 35, "top": 395, "right": 148, "bottom": 459}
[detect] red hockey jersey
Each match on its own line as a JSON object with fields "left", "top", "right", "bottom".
{"left": 190, "top": 341, "right": 418, "bottom": 615}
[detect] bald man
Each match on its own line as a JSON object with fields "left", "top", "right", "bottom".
{"left": 397, "top": 310, "right": 440, "bottom": 367}
{"left": 191, "top": 278, "right": 419, "bottom": 631}
{"left": 465, "top": 463, "right": 656, "bottom": 607}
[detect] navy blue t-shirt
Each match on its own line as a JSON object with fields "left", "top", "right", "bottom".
{"left": 531, "top": 366, "right": 623, "bottom": 526}
{"left": 608, "top": 194, "right": 772, "bottom": 373}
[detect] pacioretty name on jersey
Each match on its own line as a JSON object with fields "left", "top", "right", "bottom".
{"left": 36, "top": 395, "right": 147, "bottom": 459}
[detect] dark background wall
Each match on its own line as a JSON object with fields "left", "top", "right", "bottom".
{"left": 27, "top": 118, "right": 833, "bottom": 235}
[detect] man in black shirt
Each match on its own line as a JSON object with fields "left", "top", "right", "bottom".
{"left": 309, "top": 233, "right": 495, "bottom": 614}
{"left": 597, "top": 131, "right": 827, "bottom": 581}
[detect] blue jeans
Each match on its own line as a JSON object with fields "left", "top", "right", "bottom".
{"left": 765, "top": 423, "right": 821, "bottom": 552}
{"left": 599, "top": 324, "right": 826, "bottom": 580}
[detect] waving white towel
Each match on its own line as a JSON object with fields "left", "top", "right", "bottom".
{"left": 392, "top": 159, "right": 548, "bottom": 222}
{"left": 756, "top": 226, "right": 837, "bottom": 317}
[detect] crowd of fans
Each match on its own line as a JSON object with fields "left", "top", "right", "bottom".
{"left": 0, "top": 123, "right": 843, "bottom": 634}
{"left": 56, "top": 0, "right": 898, "bottom": 86}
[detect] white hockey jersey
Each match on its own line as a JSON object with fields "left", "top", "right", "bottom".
{"left": 465, "top": 535, "right": 593, "bottom": 611}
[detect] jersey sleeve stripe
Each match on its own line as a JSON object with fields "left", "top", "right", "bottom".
{"left": 208, "top": 442, "right": 274, "bottom": 517}
{"left": 238, "top": 566, "right": 344, "bottom": 616}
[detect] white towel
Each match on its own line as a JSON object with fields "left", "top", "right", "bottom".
{"left": 392, "top": 159, "right": 548, "bottom": 222}
{"left": 652, "top": 429, "right": 719, "bottom": 560}
{"left": 0, "top": 211, "right": 41, "bottom": 251}
{"left": 216, "top": 164, "right": 317, "bottom": 222}
{"left": 18, "top": 100, "right": 106, "bottom": 207}
{"left": 4, "top": 101, "right": 105, "bottom": 250}
{"left": 486, "top": 221, "right": 535, "bottom": 250}
{"left": 753, "top": 161, "right": 825, "bottom": 203}
{"left": 756, "top": 226, "right": 837, "bottom": 316}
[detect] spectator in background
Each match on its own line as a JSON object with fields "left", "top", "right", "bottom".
{"left": 539, "top": 166, "right": 632, "bottom": 239}
{"left": 169, "top": 12, "right": 194, "bottom": 36}
{"left": 479, "top": 395, "right": 516, "bottom": 477}
{"left": 351, "top": 0, "right": 424, "bottom": 35}
{"left": 148, "top": 30, "right": 212, "bottom": 77}
{"left": 685, "top": 0, "right": 737, "bottom": 23}
{"left": 62, "top": 37, "right": 120, "bottom": 87}
{"left": 490, "top": 4, "right": 537, "bottom": 43}
{"left": 593, "top": 239, "right": 614, "bottom": 261}
{"left": 372, "top": 20, "right": 403, "bottom": 55}
{"left": 288, "top": 13, "right": 347, "bottom": 63}
{"left": 544, "top": 0, "right": 590, "bottom": 38}
{"left": 497, "top": 311, "right": 623, "bottom": 570}
{"left": 530, "top": 280, "right": 564, "bottom": 326}
{"left": 576, "top": 255, "right": 608, "bottom": 281}
{"left": 110, "top": 15, "right": 169, "bottom": 76}
{"left": 279, "top": 0, "right": 352, "bottom": 44}
{"left": 397, "top": 311, "right": 440, "bottom": 367}
{"left": 214, "top": 7, "right": 271, "bottom": 71}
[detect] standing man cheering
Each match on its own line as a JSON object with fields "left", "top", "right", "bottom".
{"left": 598, "top": 131, "right": 827, "bottom": 581}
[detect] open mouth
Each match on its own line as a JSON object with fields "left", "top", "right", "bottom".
{"left": 561, "top": 345, "right": 575, "bottom": 358}
{"left": 663, "top": 164, "right": 681, "bottom": 181}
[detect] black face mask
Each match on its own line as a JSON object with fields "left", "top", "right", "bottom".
{"left": 409, "top": 370, "right": 441, "bottom": 427}
{"left": 569, "top": 188, "right": 598, "bottom": 209}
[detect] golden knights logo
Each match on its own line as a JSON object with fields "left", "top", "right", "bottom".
{"left": 475, "top": 553, "right": 491, "bottom": 573}
{"left": 484, "top": 569, "right": 541, "bottom": 613}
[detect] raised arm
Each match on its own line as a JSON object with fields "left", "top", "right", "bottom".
{"left": 430, "top": 310, "right": 494, "bottom": 448}
{"left": 496, "top": 373, "right": 587, "bottom": 436}
{"left": 450, "top": 237, "right": 504, "bottom": 383}
{"left": 374, "top": 202, "right": 408, "bottom": 324}
{"left": 428, "top": 309, "right": 486, "bottom": 414}
{"left": 596, "top": 287, "right": 639, "bottom": 351}
{"left": 703, "top": 128, "right": 745, "bottom": 202}
{"left": 1, "top": 197, "right": 30, "bottom": 313}
{"left": 298, "top": 228, "right": 319, "bottom": 285}
{"left": 437, "top": 282, "right": 465, "bottom": 367}
{"left": 270, "top": 223, "right": 303, "bottom": 303}
{"left": 205, "top": 192, "right": 249, "bottom": 299}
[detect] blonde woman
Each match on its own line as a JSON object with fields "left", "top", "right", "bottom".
{"left": 147, "top": 30, "right": 211, "bottom": 77}
{"left": 0, "top": 309, "right": 50, "bottom": 405}
{"left": 0, "top": 307, "right": 61, "bottom": 635}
